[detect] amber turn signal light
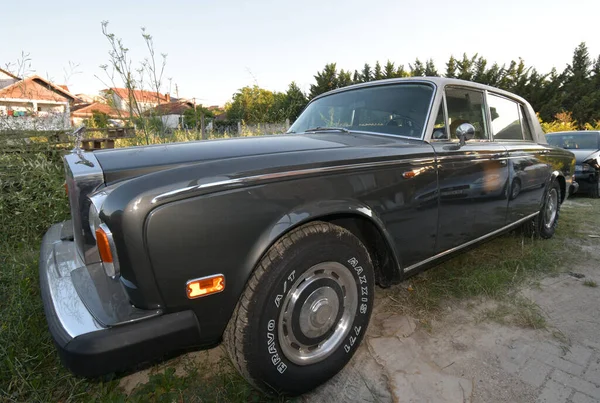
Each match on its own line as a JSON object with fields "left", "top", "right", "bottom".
{"left": 187, "top": 275, "right": 225, "bottom": 299}
{"left": 95, "top": 227, "right": 114, "bottom": 263}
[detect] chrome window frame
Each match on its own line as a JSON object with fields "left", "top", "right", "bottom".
{"left": 485, "top": 91, "right": 536, "bottom": 143}
{"left": 428, "top": 85, "right": 491, "bottom": 144}
{"left": 292, "top": 81, "right": 438, "bottom": 142}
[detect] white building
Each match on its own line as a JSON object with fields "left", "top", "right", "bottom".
{"left": 0, "top": 69, "right": 77, "bottom": 131}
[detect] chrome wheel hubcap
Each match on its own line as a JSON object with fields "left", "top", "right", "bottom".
{"left": 544, "top": 188, "right": 558, "bottom": 229}
{"left": 278, "top": 262, "right": 357, "bottom": 365}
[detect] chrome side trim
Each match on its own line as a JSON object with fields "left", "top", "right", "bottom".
{"left": 403, "top": 212, "right": 539, "bottom": 273}
{"left": 151, "top": 157, "right": 436, "bottom": 204}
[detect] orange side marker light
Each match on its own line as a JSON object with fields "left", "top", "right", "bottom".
{"left": 95, "top": 228, "right": 114, "bottom": 263}
{"left": 187, "top": 275, "right": 225, "bottom": 299}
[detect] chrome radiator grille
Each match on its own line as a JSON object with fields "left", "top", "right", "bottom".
{"left": 63, "top": 152, "right": 104, "bottom": 263}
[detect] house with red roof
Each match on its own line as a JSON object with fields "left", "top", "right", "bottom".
{"left": 0, "top": 68, "right": 77, "bottom": 131}
{"left": 71, "top": 102, "right": 130, "bottom": 127}
{"left": 101, "top": 87, "right": 170, "bottom": 115}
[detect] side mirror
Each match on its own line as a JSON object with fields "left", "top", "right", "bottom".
{"left": 456, "top": 123, "right": 475, "bottom": 146}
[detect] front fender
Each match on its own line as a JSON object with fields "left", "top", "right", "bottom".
{"left": 243, "top": 199, "right": 402, "bottom": 287}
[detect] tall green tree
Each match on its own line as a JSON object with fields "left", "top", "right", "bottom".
{"left": 361, "top": 63, "right": 372, "bottom": 83}
{"left": 338, "top": 69, "right": 353, "bottom": 88}
{"left": 562, "top": 42, "right": 594, "bottom": 124}
{"left": 309, "top": 63, "right": 339, "bottom": 98}
{"left": 424, "top": 59, "right": 438, "bottom": 76}
{"left": 410, "top": 58, "right": 425, "bottom": 77}
{"left": 445, "top": 56, "right": 458, "bottom": 78}
{"left": 225, "top": 85, "right": 277, "bottom": 123}
{"left": 384, "top": 60, "right": 395, "bottom": 79}
{"left": 374, "top": 61, "right": 383, "bottom": 80}
{"left": 283, "top": 82, "right": 308, "bottom": 121}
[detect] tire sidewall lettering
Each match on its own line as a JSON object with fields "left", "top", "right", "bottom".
{"left": 263, "top": 251, "right": 372, "bottom": 376}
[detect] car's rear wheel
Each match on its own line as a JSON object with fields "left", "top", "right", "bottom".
{"left": 224, "top": 221, "right": 374, "bottom": 396}
{"left": 524, "top": 180, "right": 561, "bottom": 238}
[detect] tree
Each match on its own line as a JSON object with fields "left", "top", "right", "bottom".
{"left": 562, "top": 42, "right": 594, "bottom": 125}
{"left": 384, "top": 60, "right": 395, "bottom": 79}
{"left": 410, "top": 59, "right": 425, "bottom": 77}
{"left": 456, "top": 53, "right": 477, "bottom": 81}
{"left": 225, "top": 85, "right": 277, "bottom": 123}
{"left": 424, "top": 59, "right": 438, "bottom": 77}
{"left": 338, "top": 69, "right": 353, "bottom": 88}
{"left": 396, "top": 64, "right": 408, "bottom": 78}
{"left": 361, "top": 63, "right": 372, "bottom": 83}
{"left": 352, "top": 70, "right": 361, "bottom": 84}
{"left": 282, "top": 82, "right": 308, "bottom": 121}
{"left": 445, "top": 56, "right": 458, "bottom": 78}
{"left": 183, "top": 106, "right": 214, "bottom": 129}
{"left": 310, "top": 63, "right": 339, "bottom": 98}
{"left": 374, "top": 61, "right": 383, "bottom": 80}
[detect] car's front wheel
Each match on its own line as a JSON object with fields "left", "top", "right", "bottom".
{"left": 224, "top": 221, "right": 374, "bottom": 396}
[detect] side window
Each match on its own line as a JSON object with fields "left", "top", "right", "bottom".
{"left": 445, "top": 87, "right": 488, "bottom": 140}
{"left": 519, "top": 105, "right": 534, "bottom": 141}
{"left": 488, "top": 93, "right": 525, "bottom": 140}
{"left": 431, "top": 102, "right": 448, "bottom": 140}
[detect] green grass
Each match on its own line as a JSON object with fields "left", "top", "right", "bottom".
{"left": 0, "top": 144, "right": 289, "bottom": 402}
{"left": 380, "top": 196, "right": 600, "bottom": 322}
{"left": 2, "top": 140, "right": 599, "bottom": 401}
{"left": 583, "top": 279, "right": 598, "bottom": 287}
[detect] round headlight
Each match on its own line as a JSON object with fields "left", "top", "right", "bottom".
{"left": 89, "top": 202, "right": 102, "bottom": 239}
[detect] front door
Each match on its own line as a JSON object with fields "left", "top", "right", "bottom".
{"left": 430, "top": 87, "right": 509, "bottom": 253}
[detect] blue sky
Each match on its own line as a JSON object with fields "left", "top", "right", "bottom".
{"left": 1, "top": 0, "right": 598, "bottom": 106}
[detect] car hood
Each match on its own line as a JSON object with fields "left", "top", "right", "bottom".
{"left": 93, "top": 132, "right": 413, "bottom": 184}
{"left": 570, "top": 149, "right": 600, "bottom": 166}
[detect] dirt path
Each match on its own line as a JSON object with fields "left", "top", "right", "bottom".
{"left": 120, "top": 200, "right": 600, "bottom": 403}
{"left": 304, "top": 201, "right": 600, "bottom": 403}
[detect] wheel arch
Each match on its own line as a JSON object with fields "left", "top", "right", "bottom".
{"left": 551, "top": 170, "right": 566, "bottom": 203}
{"left": 243, "top": 200, "right": 403, "bottom": 289}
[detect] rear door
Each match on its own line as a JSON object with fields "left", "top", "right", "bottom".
{"left": 429, "top": 86, "right": 509, "bottom": 253}
{"left": 486, "top": 93, "right": 549, "bottom": 223}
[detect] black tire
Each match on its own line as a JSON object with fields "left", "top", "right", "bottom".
{"left": 224, "top": 221, "right": 375, "bottom": 396}
{"left": 524, "top": 180, "right": 561, "bottom": 239}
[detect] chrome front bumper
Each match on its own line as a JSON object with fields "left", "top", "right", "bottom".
{"left": 40, "top": 221, "right": 203, "bottom": 376}
{"left": 39, "top": 221, "right": 104, "bottom": 342}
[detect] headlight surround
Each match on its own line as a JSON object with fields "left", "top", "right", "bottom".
{"left": 88, "top": 202, "right": 102, "bottom": 239}
{"left": 88, "top": 190, "right": 112, "bottom": 239}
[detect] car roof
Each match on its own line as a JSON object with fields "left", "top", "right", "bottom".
{"left": 312, "top": 77, "right": 529, "bottom": 105}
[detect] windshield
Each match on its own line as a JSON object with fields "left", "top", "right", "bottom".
{"left": 288, "top": 83, "right": 435, "bottom": 138}
{"left": 546, "top": 132, "right": 600, "bottom": 150}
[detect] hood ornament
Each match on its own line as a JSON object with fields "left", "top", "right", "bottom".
{"left": 70, "top": 125, "right": 86, "bottom": 153}
{"left": 69, "top": 125, "right": 94, "bottom": 167}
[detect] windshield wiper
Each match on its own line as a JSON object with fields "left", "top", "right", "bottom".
{"left": 304, "top": 126, "right": 349, "bottom": 133}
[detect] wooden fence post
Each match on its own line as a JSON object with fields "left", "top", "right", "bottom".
{"left": 237, "top": 121, "right": 242, "bottom": 136}
{"left": 201, "top": 113, "right": 206, "bottom": 140}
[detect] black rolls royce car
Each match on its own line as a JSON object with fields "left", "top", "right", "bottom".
{"left": 546, "top": 130, "right": 600, "bottom": 197}
{"left": 40, "top": 78, "right": 576, "bottom": 395}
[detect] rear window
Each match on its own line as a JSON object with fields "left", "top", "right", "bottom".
{"left": 546, "top": 132, "right": 600, "bottom": 150}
